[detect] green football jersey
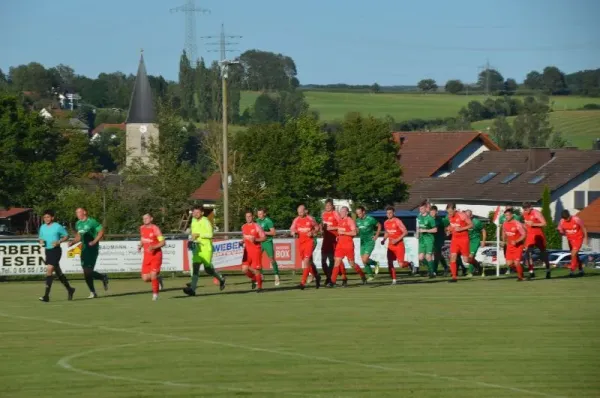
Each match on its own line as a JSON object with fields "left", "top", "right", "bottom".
{"left": 256, "top": 217, "right": 275, "bottom": 242}
{"left": 75, "top": 217, "right": 102, "bottom": 250}
{"left": 469, "top": 218, "right": 484, "bottom": 241}
{"left": 417, "top": 213, "right": 436, "bottom": 243}
{"left": 356, "top": 215, "right": 379, "bottom": 242}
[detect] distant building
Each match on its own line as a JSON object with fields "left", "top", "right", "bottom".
{"left": 58, "top": 92, "right": 82, "bottom": 110}
{"left": 125, "top": 52, "right": 157, "bottom": 166}
{"left": 39, "top": 108, "right": 89, "bottom": 134}
{"left": 576, "top": 198, "right": 600, "bottom": 252}
{"left": 0, "top": 208, "right": 39, "bottom": 235}
{"left": 90, "top": 123, "right": 126, "bottom": 141}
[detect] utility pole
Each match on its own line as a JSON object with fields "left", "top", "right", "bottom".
{"left": 203, "top": 24, "right": 242, "bottom": 233}
{"left": 170, "top": 0, "right": 210, "bottom": 63}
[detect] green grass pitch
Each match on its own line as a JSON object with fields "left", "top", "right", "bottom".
{"left": 1, "top": 270, "right": 599, "bottom": 397}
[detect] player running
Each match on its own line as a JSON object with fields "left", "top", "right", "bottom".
{"left": 502, "top": 208, "right": 527, "bottom": 281}
{"left": 329, "top": 207, "right": 366, "bottom": 287}
{"left": 465, "top": 210, "right": 486, "bottom": 277}
{"left": 69, "top": 207, "right": 108, "bottom": 298}
{"left": 446, "top": 203, "right": 473, "bottom": 283}
{"left": 320, "top": 199, "right": 341, "bottom": 284}
{"left": 558, "top": 210, "right": 588, "bottom": 277}
{"left": 430, "top": 205, "right": 449, "bottom": 276}
{"left": 183, "top": 206, "right": 226, "bottom": 296}
{"left": 416, "top": 202, "right": 437, "bottom": 278}
{"left": 38, "top": 210, "right": 74, "bottom": 302}
{"left": 355, "top": 206, "right": 381, "bottom": 281}
{"left": 241, "top": 210, "right": 267, "bottom": 292}
{"left": 522, "top": 202, "right": 552, "bottom": 279}
{"left": 256, "top": 208, "right": 280, "bottom": 286}
{"left": 498, "top": 206, "right": 522, "bottom": 275}
{"left": 290, "top": 204, "right": 321, "bottom": 290}
{"left": 138, "top": 213, "right": 165, "bottom": 301}
{"left": 383, "top": 206, "right": 407, "bottom": 285}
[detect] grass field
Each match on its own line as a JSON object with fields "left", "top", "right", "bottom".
{"left": 2, "top": 269, "right": 599, "bottom": 397}
{"left": 472, "top": 110, "right": 600, "bottom": 149}
{"left": 239, "top": 91, "right": 600, "bottom": 122}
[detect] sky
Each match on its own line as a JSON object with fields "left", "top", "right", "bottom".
{"left": 1, "top": 0, "right": 599, "bottom": 86}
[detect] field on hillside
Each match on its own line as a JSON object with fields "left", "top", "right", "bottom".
{"left": 2, "top": 270, "right": 600, "bottom": 397}
{"left": 239, "top": 91, "right": 600, "bottom": 122}
{"left": 472, "top": 110, "right": 600, "bottom": 149}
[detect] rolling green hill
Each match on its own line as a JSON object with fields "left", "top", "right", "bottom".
{"left": 240, "top": 91, "right": 600, "bottom": 122}
{"left": 472, "top": 110, "right": 600, "bottom": 149}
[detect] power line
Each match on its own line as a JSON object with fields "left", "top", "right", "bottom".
{"left": 201, "top": 23, "right": 242, "bottom": 61}
{"left": 170, "top": 0, "right": 210, "bottom": 63}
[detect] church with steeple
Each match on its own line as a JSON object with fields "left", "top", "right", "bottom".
{"left": 126, "top": 51, "right": 158, "bottom": 166}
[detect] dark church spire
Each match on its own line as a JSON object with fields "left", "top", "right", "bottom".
{"left": 126, "top": 50, "right": 155, "bottom": 123}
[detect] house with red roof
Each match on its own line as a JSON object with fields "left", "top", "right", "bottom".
{"left": 576, "top": 198, "right": 600, "bottom": 252}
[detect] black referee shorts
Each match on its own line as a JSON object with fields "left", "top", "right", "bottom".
{"left": 45, "top": 247, "right": 62, "bottom": 267}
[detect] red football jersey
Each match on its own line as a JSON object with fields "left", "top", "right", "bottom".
{"left": 558, "top": 216, "right": 584, "bottom": 241}
{"left": 337, "top": 216, "right": 356, "bottom": 247}
{"left": 290, "top": 216, "right": 318, "bottom": 243}
{"left": 384, "top": 218, "right": 407, "bottom": 241}
{"left": 523, "top": 209, "right": 546, "bottom": 237}
{"left": 140, "top": 224, "right": 163, "bottom": 254}
{"left": 503, "top": 219, "right": 526, "bottom": 244}
{"left": 449, "top": 212, "right": 470, "bottom": 240}
{"left": 242, "top": 222, "right": 265, "bottom": 251}
{"left": 321, "top": 210, "right": 341, "bottom": 242}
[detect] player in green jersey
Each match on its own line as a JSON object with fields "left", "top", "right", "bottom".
{"left": 69, "top": 207, "right": 108, "bottom": 299}
{"left": 417, "top": 202, "right": 437, "bottom": 278}
{"left": 256, "top": 208, "right": 280, "bottom": 286}
{"left": 355, "top": 206, "right": 381, "bottom": 281}
{"left": 184, "top": 205, "right": 226, "bottom": 296}
{"left": 465, "top": 210, "right": 486, "bottom": 277}
{"left": 430, "top": 206, "right": 449, "bottom": 276}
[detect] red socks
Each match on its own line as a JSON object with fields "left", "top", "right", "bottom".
{"left": 450, "top": 262, "right": 458, "bottom": 279}
{"left": 388, "top": 264, "right": 397, "bottom": 280}
{"left": 339, "top": 264, "right": 347, "bottom": 280}
{"left": 570, "top": 256, "right": 579, "bottom": 272}
{"left": 330, "top": 265, "right": 339, "bottom": 284}
{"left": 256, "top": 273, "right": 263, "bottom": 289}
{"left": 516, "top": 264, "right": 524, "bottom": 279}
{"left": 245, "top": 269, "right": 256, "bottom": 281}
{"left": 352, "top": 264, "right": 365, "bottom": 278}
{"left": 151, "top": 277, "right": 159, "bottom": 294}
{"left": 301, "top": 267, "right": 311, "bottom": 285}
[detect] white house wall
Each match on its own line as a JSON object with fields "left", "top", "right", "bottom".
{"left": 432, "top": 141, "right": 489, "bottom": 178}
{"left": 550, "top": 164, "right": 600, "bottom": 222}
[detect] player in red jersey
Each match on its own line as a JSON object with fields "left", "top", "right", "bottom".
{"left": 321, "top": 199, "right": 341, "bottom": 284}
{"left": 522, "top": 202, "right": 552, "bottom": 279}
{"left": 290, "top": 204, "right": 321, "bottom": 289}
{"left": 328, "top": 206, "right": 366, "bottom": 287}
{"left": 502, "top": 208, "right": 527, "bottom": 281}
{"left": 558, "top": 210, "right": 588, "bottom": 277}
{"left": 241, "top": 210, "right": 267, "bottom": 292}
{"left": 445, "top": 203, "right": 473, "bottom": 283}
{"left": 383, "top": 206, "right": 407, "bottom": 285}
{"left": 138, "top": 213, "right": 166, "bottom": 301}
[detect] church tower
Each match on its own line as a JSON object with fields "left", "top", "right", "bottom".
{"left": 126, "top": 51, "right": 157, "bottom": 166}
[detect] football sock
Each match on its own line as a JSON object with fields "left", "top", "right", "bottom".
{"left": 204, "top": 265, "right": 224, "bottom": 282}
{"left": 256, "top": 273, "right": 263, "bottom": 289}
{"left": 271, "top": 261, "right": 279, "bottom": 276}
{"left": 54, "top": 267, "right": 71, "bottom": 289}
{"left": 340, "top": 264, "right": 347, "bottom": 280}
{"left": 468, "top": 264, "right": 474, "bottom": 274}
{"left": 92, "top": 271, "right": 105, "bottom": 280}
{"left": 84, "top": 272, "right": 95, "bottom": 293}
{"left": 310, "top": 262, "right": 319, "bottom": 277}
{"left": 244, "top": 269, "right": 256, "bottom": 281}
{"left": 450, "top": 262, "right": 458, "bottom": 279}
{"left": 190, "top": 275, "right": 199, "bottom": 291}
{"left": 352, "top": 264, "right": 366, "bottom": 278}
{"left": 428, "top": 260, "right": 436, "bottom": 274}
{"left": 516, "top": 264, "right": 524, "bottom": 279}
{"left": 44, "top": 276, "right": 53, "bottom": 297}
{"left": 330, "top": 266, "right": 339, "bottom": 284}
{"left": 151, "top": 277, "right": 159, "bottom": 294}
{"left": 301, "top": 266, "right": 311, "bottom": 285}
{"left": 363, "top": 263, "right": 374, "bottom": 276}
{"left": 388, "top": 264, "right": 397, "bottom": 280}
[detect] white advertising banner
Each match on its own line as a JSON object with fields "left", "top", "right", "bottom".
{"left": 311, "top": 237, "right": 419, "bottom": 268}
{"left": 0, "top": 240, "right": 186, "bottom": 275}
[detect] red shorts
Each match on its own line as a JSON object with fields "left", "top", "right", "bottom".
{"left": 387, "top": 242, "right": 405, "bottom": 263}
{"left": 243, "top": 248, "right": 262, "bottom": 269}
{"left": 334, "top": 245, "right": 354, "bottom": 259}
{"left": 299, "top": 240, "right": 315, "bottom": 260}
{"left": 142, "top": 252, "right": 162, "bottom": 274}
{"left": 525, "top": 233, "right": 546, "bottom": 250}
{"left": 450, "top": 238, "right": 469, "bottom": 256}
{"left": 568, "top": 239, "right": 583, "bottom": 252}
{"left": 505, "top": 243, "right": 524, "bottom": 262}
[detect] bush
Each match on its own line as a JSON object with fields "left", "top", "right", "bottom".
{"left": 581, "top": 103, "right": 600, "bottom": 110}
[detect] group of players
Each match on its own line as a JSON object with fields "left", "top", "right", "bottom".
{"left": 36, "top": 198, "right": 589, "bottom": 301}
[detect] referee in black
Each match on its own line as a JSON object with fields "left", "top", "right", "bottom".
{"left": 38, "top": 210, "right": 75, "bottom": 302}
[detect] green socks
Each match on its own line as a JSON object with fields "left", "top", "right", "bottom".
{"left": 271, "top": 261, "right": 280, "bottom": 276}
{"left": 190, "top": 275, "right": 199, "bottom": 291}
{"left": 428, "top": 260, "right": 436, "bottom": 274}
{"left": 205, "top": 265, "right": 224, "bottom": 282}
{"left": 363, "top": 264, "right": 374, "bottom": 276}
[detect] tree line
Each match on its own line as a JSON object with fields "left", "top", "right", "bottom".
{"left": 416, "top": 66, "right": 600, "bottom": 97}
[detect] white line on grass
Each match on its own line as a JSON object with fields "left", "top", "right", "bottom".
{"left": 0, "top": 311, "right": 565, "bottom": 398}
{"left": 57, "top": 341, "right": 328, "bottom": 398}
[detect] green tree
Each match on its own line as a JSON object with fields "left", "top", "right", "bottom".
{"left": 335, "top": 113, "right": 407, "bottom": 209}
{"left": 524, "top": 70, "right": 543, "bottom": 90}
{"left": 209, "top": 61, "right": 223, "bottom": 121}
{"left": 445, "top": 79, "right": 464, "bottom": 94}
{"left": 541, "top": 186, "right": 561, "bottom": 249}
{"left": 477, "top": 69, "right": 504, "bottom": 94}
{"left": 252, "top": 93, "right": 279, "bottom": 124}
{"left": 503, "top": 78, "right": 518, "bottom": 94}
{"left": 239, "top": 50, "right": 299, "bottom": 91}
{"left": 542, "top": 66, "right": 568, "bottom": 95}
{"left": 513, "top": 96, "right": 553, "bottom": 148}
{"left": 489, "top": 116, "right": 522, "bottom": 149}
{"left": 417, "top": 79, "right": 438, "bottom": 92}
{"left": 371, "top": 83, "right": 381, "bottom": 93}
{"left": 179, "top": 50, "right": 195, "bottom": 120}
